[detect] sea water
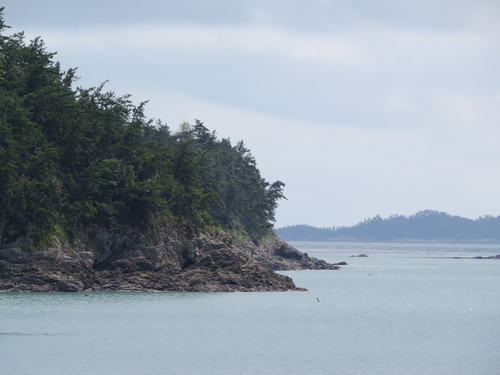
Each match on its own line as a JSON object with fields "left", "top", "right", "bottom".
{"left": 1, "top": 242, "right": 499, "bottom": 375}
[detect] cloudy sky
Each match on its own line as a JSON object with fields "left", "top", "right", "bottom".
{"left": 3, "top": 0, "right": 500, "bottom": 228}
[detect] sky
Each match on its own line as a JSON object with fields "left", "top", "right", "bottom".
{"left": 3, "top": 0, "right": 500, "bottom": 228}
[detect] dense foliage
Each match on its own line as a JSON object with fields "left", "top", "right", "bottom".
{"left": 0, "top": 10, "right": 285, "bottom": 248}
{"left": 276, "top": 210, "right": 500, "bottom": 242}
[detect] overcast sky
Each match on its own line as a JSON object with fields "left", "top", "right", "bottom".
{"left": 3, "top": 0, "right": 500, "bottom": 228}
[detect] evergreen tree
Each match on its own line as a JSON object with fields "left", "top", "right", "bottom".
{"left": 0, "top": 10, "right": 286, "bottom": 248}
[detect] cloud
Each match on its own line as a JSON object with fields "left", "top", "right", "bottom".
{"left": 30, "top": 23, "right": 372, "bottom": 67}
{"left": 11, "top": 1, "right": 500, "bottom": 227}
{"left": 23, "top": 18, "right": 498, "bottom": 128}
{"left": 30, "top": 19, "right": 497, "bottom": 70}
{"left": 129, "top": 87, "right": 500, "bottom": 227}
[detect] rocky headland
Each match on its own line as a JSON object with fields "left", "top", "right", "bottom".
{"left": 0, "top": 226, "right": 342, "bottom": 293}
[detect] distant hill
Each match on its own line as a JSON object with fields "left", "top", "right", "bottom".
{"left": 275, "top": 210, "right": 500, "bottom": 243}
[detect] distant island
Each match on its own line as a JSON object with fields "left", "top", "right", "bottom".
{"left": 276, "top": 210, "right": 500, "bottom": 243}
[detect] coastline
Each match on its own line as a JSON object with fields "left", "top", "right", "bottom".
{"left": 278, "top": 238, "right": 500, "bottom": 244}
{"left": 0, "top": 228, "right": 342, "bottom": 293}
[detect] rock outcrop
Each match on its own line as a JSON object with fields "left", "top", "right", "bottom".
{"left": 237, "top": 233, "right": 343, "bottom": 270}
{"left": 0, "top": 226, "right": 341, "bottom": 292}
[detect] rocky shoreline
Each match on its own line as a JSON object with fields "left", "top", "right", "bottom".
{"left": 0, "top": 227, "right": 343, "bottom": 293}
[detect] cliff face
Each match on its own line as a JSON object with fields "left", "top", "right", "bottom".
{"left": 0, "top": 226, "right": 341, "bottom": 292}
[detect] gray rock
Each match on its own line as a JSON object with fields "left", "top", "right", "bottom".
{"left": 0, "top": 226, "right": 340, "bottom": 292}
{"left": 237, "top": 233, "right": 343, "bottom": 271}
{"left": 58, "top": 280, "right": 84, "bottom": 292}
{"left": 0, "top": 248, "right": 28, "bottom": 263}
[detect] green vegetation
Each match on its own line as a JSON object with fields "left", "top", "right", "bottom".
{"left": 0, "top": 9, "right": 285, "bottom": 249}
{"left": 276, "top": 210, "right": 500, "bottom": 242}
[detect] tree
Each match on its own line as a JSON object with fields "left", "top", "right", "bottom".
{"left": 0, "top": 10, "right": 287, "bottom": 248}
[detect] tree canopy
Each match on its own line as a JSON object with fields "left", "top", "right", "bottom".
{"left": 0, "top": 9, "right": 285, "bottom": 249}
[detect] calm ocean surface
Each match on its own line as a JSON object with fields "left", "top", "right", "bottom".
{"left": 1, "top": 242, "right": 499, "bottom": 375}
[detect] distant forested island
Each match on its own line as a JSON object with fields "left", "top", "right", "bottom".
{"left": 276, "top": 210, "right": 500, "bottom": 243}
